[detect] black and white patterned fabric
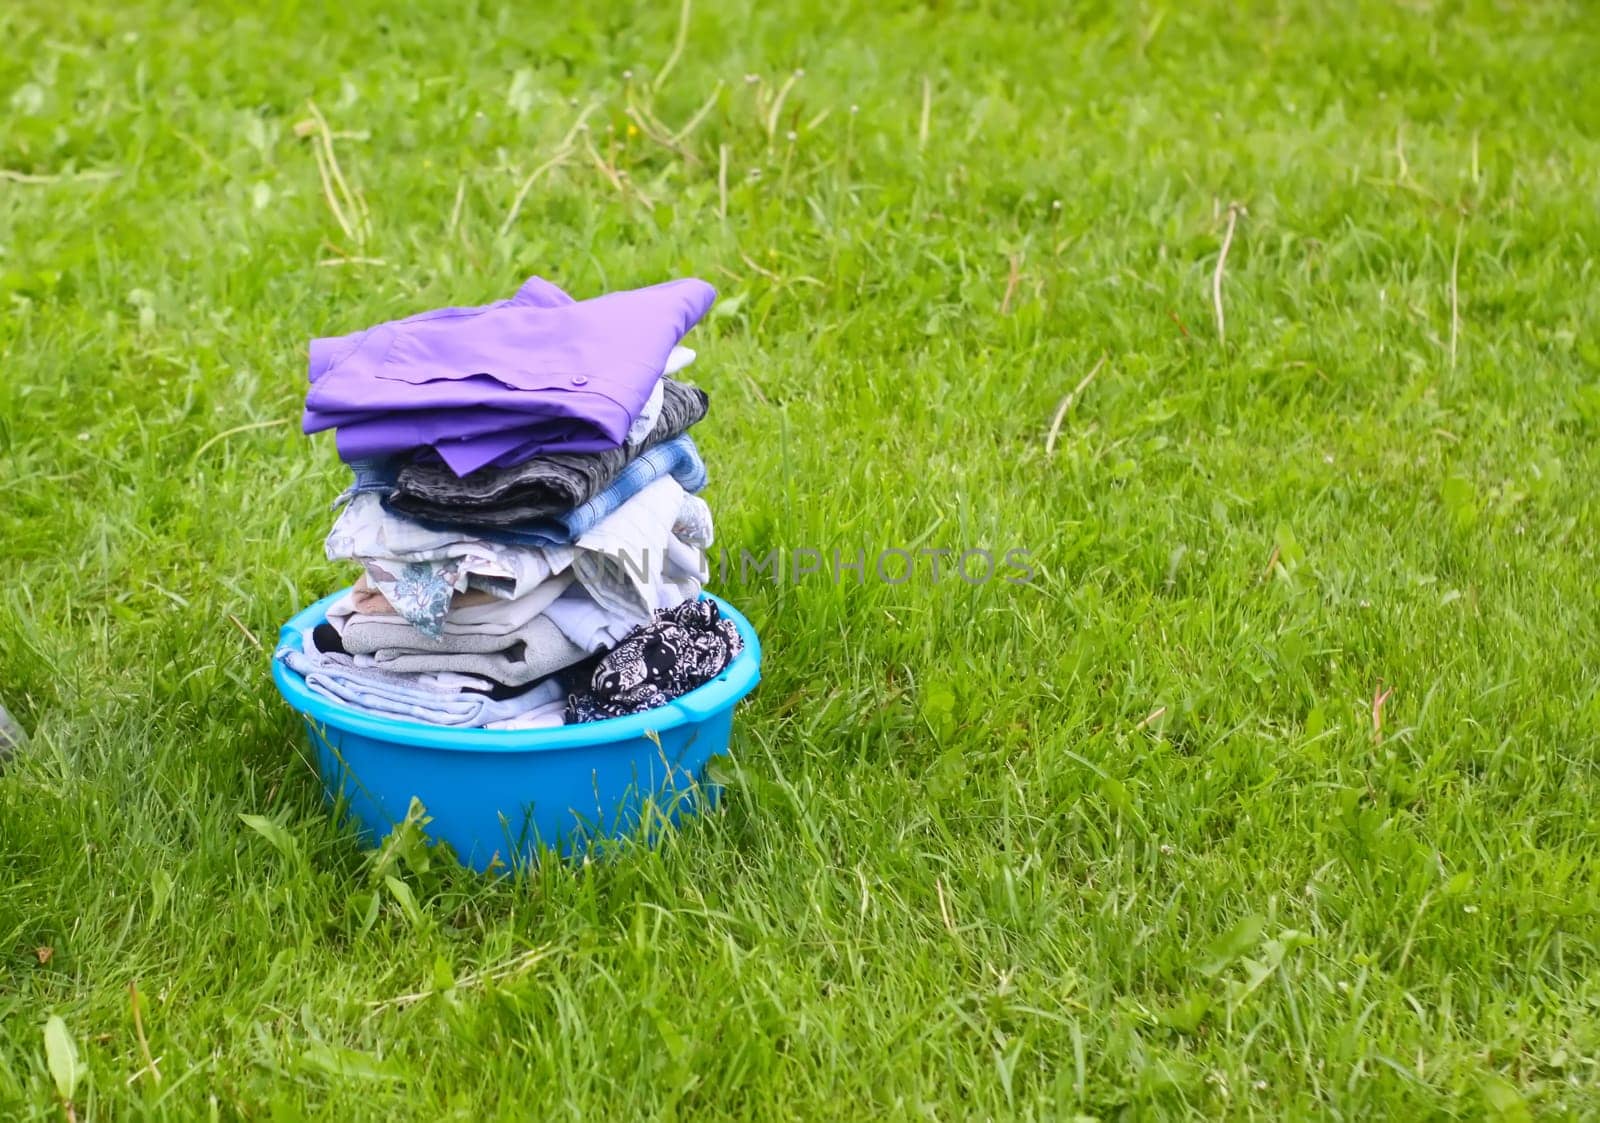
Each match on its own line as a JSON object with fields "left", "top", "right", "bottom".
{"left": 564, "top": 599, "right": 743, "bottom": 723}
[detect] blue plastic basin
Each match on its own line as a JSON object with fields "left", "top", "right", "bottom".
{"left": 271, "top": 590, "right": 762, "bottom": 870}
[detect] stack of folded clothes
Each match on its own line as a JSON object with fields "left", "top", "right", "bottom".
{"left": 275, "top": 276, "right": 744, "bottom": 729}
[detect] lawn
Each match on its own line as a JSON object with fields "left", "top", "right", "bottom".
{"left": 2, "top": 0, "right": 1598, "bottom": 1117}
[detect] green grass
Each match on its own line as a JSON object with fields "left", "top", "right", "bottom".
{"left": 2, "top": 0, "right": 1598, "bottom": 1116}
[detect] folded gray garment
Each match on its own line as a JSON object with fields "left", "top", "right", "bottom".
{"left": 330, "top": 572, "right": 575, "bottom": 641}
{"left": 388, "top": 380, "right": 710, "bottom": 521}
{"left": 352, "top": 615, "right": 588, "bottom": 687}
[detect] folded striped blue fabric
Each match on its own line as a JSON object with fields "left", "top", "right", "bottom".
{"left": 274, "top": 641, "right": 566, "bottom": 727}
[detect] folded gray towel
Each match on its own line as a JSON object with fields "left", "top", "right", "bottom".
{"left": 353, "top": 614, "right": 589, "bottom": 687}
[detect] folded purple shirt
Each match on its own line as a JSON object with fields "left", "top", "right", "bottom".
{"left": 303, "top": 276, "right": 716, "bottom": 475}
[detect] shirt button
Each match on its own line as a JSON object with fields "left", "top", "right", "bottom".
{"left": 571, "top": 375, "right": 588, "bottom": 386}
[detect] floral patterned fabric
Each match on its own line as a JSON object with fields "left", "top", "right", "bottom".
{"left": 362, "top": 560, "right": 461, "bottom": 637}
{"left": 564, "top": 599, "right": 743, "bottom": 723}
